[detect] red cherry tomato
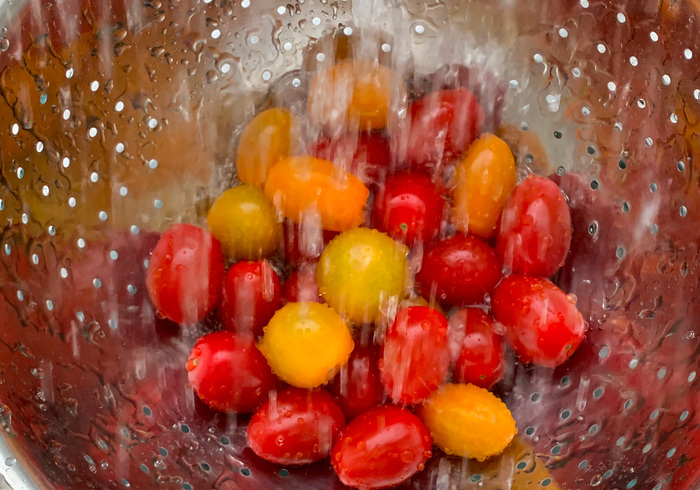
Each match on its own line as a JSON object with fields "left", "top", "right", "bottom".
{"left": 417, "top": 234, "right": 502, "bottom": 308}
{"left": 146, "top": 224, "right": 225, "bottom": 325}
{"left": 328, "top": 343, "right": 384, "bottom": 420}
{"left": 281, "top": 266, "right": 323, "bottom": 304}
{"left": 219, "top": 260, "right": 282, "bottom": 337}
{"left": 310, "top": 132, "right": 392, "bottom": 187}
{"left": 402, "top": 88, "right": 485, "bottom": 171}
{"left": 449, "top": 308, "right": 506, "bottom": 389}
{"left": 496, "top": 174, "right": 573, "bottom": 278}
{"left": 381, "top": 306, "right": 450, "bottom": 405}
{"left": 372, "top": 172, "right": 445, "bottom": 247}
{"left": 282, "top": 219, "right": 339, "bottom": 265}
{"left": 247, "top": 387, "right": 346, "bottom": 465}
{"left": 186, "top": 332, "right": 277, "bottom": 413}
{"left": 331, "top": 405, "right": 432, "bottom": 489}
{"left": 491, "top": 275, "right": 586, "bottom": 368}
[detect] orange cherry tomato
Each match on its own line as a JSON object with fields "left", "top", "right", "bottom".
{"left": 264, "top": 156, "right": 370, "bottom": 232}
{"left": 237, "top": 108, "right": 298, "bottom": 186}
{"left": 452, "top": 134, "right": 516, "bottom": 239}
{"left": 307, "top": 60, "right": 406, "bottom": 131}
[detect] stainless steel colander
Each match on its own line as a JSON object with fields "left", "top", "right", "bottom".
{"left": 0, "top": 0, "right": 697, "bottom": 488}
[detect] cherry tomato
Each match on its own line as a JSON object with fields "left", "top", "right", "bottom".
{"left": 207, "top": 185, "right": 282, "bottom": 260}
{"left": 282, "top": 219, "right": 339, "bottom": 265}
{"left": 417, "top": 234, "right": 502, "bottom": 308}
{"left": 331, "top": 405, "right": 432, "bottom": 489}
{"left": 449, "top": 308, "right": 505, "bottom": 389}
{"left": 418, "top": 383, "right": 516, "bottom": 461}
{"left": 491, "top": 275, "right": 586, "bottom": 367}
{"left": 258, "top": 302, "right": 354, "bottom": 388}
{"left": 496, "top": 174, "right": 573, "bottom": 277}
{"left": 247, "top": 387, "right": 346, "bottom": 465}
{"left": 281, "top": 265, "right": 323, "bottom": 304}
{"left": 328, "top": 343, "right": 384, "bottom": 420}
{"left": 401, "top": 88, "right": 485, "bottom": 171}
{"left": 310, "top": 132, "right": 392, "bottom": 187}
{"left": 452, "top": 134, "right": 517, "bottom": 239}
{"left": 372, "top": 172, "right": 445, "bottom": 247}
{"left": 236, "top": 108, "right": 298, "bottom": 186}
{"left": 381, "top": 306, "right": 450, "bottom": 405}
{"left": 186, "top": 332, "right": 277, "bottom": 413}
{"left": 219, "top": 260, "right": 282, "bottom": 337}
{"left": 146, "top": 224, "right": 224, "bottom": 325}
{"left": 316, "top": 228, "right": 408, "bottom": 324}
{"left": 264, "top": 156, "right": 370, "bottom": 232}
{"left": 307, "top": 60, "right": 406, "bottom": 131}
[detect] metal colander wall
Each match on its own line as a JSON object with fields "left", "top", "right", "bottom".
{"left": 0, "top": 0, "right": 698, "bottom": 488}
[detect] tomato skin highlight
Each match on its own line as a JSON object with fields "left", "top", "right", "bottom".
{"left": 491, "top": 275, "right": 586, "bottom": 368}
{"left": 247, "top": 387, "right": 346, "bottom": 465}
{"left": 496, "top": 174, "right": 573, "bottom": 278}
{"left": 219, "top": 260, "right": 282, "bottom": 337}
{"left": 372, "top": 172, "right": 445, "bottom": 247}
{"left": 331, "top": 405, "right": 432, "bottom": 489}
{"left": 186, "top": 332, "right": 277, "bottom": 413}
{"left": 449, "top": 308, "right": 506, "bottom": 389}
{"left": 417, "top": 234, "right": 502, "bottom": 308}
{"left": 329, "top": 343, "right": 384, "bottom": 420}
{"left": 146, "top": 224, "right": 225, "bottom": 325}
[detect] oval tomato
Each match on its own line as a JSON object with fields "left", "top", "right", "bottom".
{"left": 329, "top": 343, "right": 384, "bottom": 420}
{"left": 186, "top": 332, "right": 277, "bottom": 413}
{"left": 449, "top": 308, "right": 505, "bottom": 389}
{"left": 372, "top": 172, "right": 445, "bottom": 247}
{"left": 264, "top": 156, "right": 370, "bottom": 232}
{"left": 146, "top": 224, "right": 225, "bottom": 325}
{"left": 282, "top": 219, "right": 339, "bottom": 265}
{"left": 491, "top": 275, "right": 586, "bottom": 367}
{"left": 496, "top": 174, "right": 573, "bottom": 277}
{"left": 331, "top": 405, "right": 432, "bottom": 489}
{"left": 310, "top": 132, "right": 391, "bottom": 187}
{"left": 401, "top": 88, "right": 485, "bottom": 171}
{"left": 281, "top": 266, "right": 323, "bottom": 304}
{"left": 417, "top": 234, "right": 502, "bottom": 308}
{"left": 219, "top": 260, "right": 282, "bottom": 337}
{"left": 381, "top": 306, "right": 450, "bottom": 405}
{"left": 247, "top": 387, "right": 346, "bottom": 465}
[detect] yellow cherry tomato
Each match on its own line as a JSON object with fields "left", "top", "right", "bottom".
{"left": 258, "top": 302, "right": 354, "bottom": 388}
{"left": 418, "top": 383, "right": 517, "bottom": 462}
{"left": 264, "top": 156, "right": 370, "bottom": 232}
{"left": 307, "top": 60, "right": 406, "bottom": 131}
{"left": 316, "top": 228, "right": 408, "bottom": 324}
{"left": 207, "top": 185, "right": 281, "bottom": 260}
{"left": 452, "top": 134, "right": 517, "bottom": 239}
{"left": 236, "top": 108, "right": 298, "bottom": 186}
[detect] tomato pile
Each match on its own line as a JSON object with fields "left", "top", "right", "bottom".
{"left": 145, "top": 54, "right": 585, "bottom": 488}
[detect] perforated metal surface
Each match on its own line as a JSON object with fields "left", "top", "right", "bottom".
{"left": 0, "top": 0, "right": 697, "bottom": 489}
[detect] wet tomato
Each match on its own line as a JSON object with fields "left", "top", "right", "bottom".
{"left": 329, "top": 343, "right": 384, "bottom": 420}
{"left": 282, "top": 219, "right": 339, "bottom": 265}
{"left": 331, "top": 405, "right": 432, "bottom": 489}
{"left": 186, "top": 332, "right": 277, "bottom": 413}
{"left": 491, "top": 275, "right": 586, "bottom": 368}
{"left": 381, "top": 306, "right": 450, "bottom": 405}
{"left": 281, "top": 266, "right": 323, "bottom": 304}
{"left": 449, "top": 308, "right": 505, "bottom": 389}
{"left": 236, "top": 108, "right": 298, "bottom": 186}
{"left": 452, "top": 134, "right": 516, "bottom": 239}
{"left": 402, "top": 88, "right": 485, "bottom": 171}
{"left": 146, "top": 224, "right": 225, "bottom": 325}
{"left": 308, "top": 60, "right": 406, "bottom": 131}
{"left": 264, "top": 156, "right": 370, "bottom": 232}
{"left": 219, "top": 260, "right": 282, "bottom": 337}
{"left": 207, "top": 185, "right": 282, "bottom": 260}
{"left": 258, "top": 302, "right": 354, "bottom": 388}
{"left": 418, "top": 383, "right": 516, "bottom": 461}
{"left": 372, "top": 172, "right": 445, "bottom": 247}
{"left": 417, "top": 234, "right": 502, "bottom": 308}
{"left": 496, "top": 174, "right": 573, "bottom": 277}
{"left": 247, "top": 387, "right": 346, "bottom": 465}
{"left": 316, "top": 228, "right": 408, "bottom": 324}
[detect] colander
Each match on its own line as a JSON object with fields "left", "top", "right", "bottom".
{"left": 0, "top": 0, "right": 698, "bottom": 488}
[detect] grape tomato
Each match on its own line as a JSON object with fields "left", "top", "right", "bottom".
{"left": 282, "top": 219, "right": 339, "bottom": 265}
{"left": 329, "top": 343, "right": 384, "bottom": 420}
{"left": 281, "top": 266, "right": 323, "bottom": 304}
